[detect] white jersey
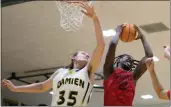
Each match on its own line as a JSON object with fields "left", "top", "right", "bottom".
{"left": 51, "top": 65, "right": 93, "bottom": 106}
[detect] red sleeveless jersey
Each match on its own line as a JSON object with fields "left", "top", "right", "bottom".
{"left": 104, "top": 68, "right": 135, "bottom": 106}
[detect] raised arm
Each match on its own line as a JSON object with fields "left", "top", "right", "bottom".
{"left": 133, "top": 25, "right": 153, "bottom": 82}
{"left": 2, "top": 70, "right": 59, "bottom": 93}
{"left": 88, "top": 14, "right": 105, "bottom": 73}
{"left": 79, "top": 3, "right": 105, "bottom": 73}
{"left": 146, "top": 58, "right": 170, "bottom": 100}
{"left": 103, "top": 25, "right": 123, "bottom": 79}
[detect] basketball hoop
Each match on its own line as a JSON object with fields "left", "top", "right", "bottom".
{"left": 55, "top": 1, "right": 92, "bottom": 32}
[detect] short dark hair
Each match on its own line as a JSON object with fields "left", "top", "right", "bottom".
{"left": 114, "top": 54, "right": 140, "bottom": 71}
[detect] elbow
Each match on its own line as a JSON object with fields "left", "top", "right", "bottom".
{"left": 158, "top": 95, "right": 163, "bottom": 99}
{"left": 156, "top": 90, "right": 164, "bottom": 99}
{"left": 157, "top": 93, "right": 164, "bottom": 100}
{"left": 156, "top": 92, "right": 162, "bottom": 99}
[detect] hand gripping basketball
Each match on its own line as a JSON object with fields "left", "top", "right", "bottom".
{"left": 116, "top": 24, "right": 125, "bottom": 34}
{"left": 2, "top": 79, "right": 16, "bottom": 92}
{"left": 133, "top": 24, "right": 143, "bottom": 40}
{"left": 119, "top": 23, "right": 136, "bottom": 42}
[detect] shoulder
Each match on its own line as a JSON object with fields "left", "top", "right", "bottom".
{"left": 53, "top": 68, "right": 64, "bottom": 74}
{"left": 51, "top": 68, "right": 66, "bottom": 78}
{"left": 56, "top": 68, "right": 65, "bottom": 72}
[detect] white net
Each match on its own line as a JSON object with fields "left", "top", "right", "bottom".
{"left": 55, "top": 1, "right": 92, "bottom": 32}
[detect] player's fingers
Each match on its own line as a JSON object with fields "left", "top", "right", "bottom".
{"left": 117, "top": 24, "right": 122, "bottom": 28}
{"left": 2, "top": 80, "right": 7, "bottom": 84}
{"left": 79, "top": 1, "right": 88, "bottom": 8}
{"left": 2, "top": 81, "right": 8, "bottom": 87}
{"left": 5, "top": 82, "right": 11, "bottom": 88}
{"left": 120, "top": 23, "right": 126, "bottom": 29}
{"left": 123, "top": 23, "right": 127, "bottom": 26}
{"left": 4, "top": 80, "right": 10, "bottom": 83}
{"left": 81, "top": 10, "right": 88, "bottom": 16}
{"left": 2, "top": 83, "right": 7, "bottom": 87}
{"left": 81, "top": 1, "right": 90, "bottom": 7}
{"left": 117, "top": 24, "right": 125, "bottom": 29}
{"left": 3, "top": 81, "right": 10, "bottom": 85}
{"left": 133, "top": 24, "right": 138, "bottom": 29}
{"left": 1, "top": 81, "right": 4, "bottom": 84}
{"left": 1, "top": 82, "right": 5, "bottom": 86}
{"left": 79, "top": 4, "right": 87, "bottom": 10}
{"left": 2, "top": 79, "right": 7, "bottom": 82}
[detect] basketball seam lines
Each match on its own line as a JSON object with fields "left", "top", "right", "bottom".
{"left": 120, "top": 29, "right": 123, "bottom": 41}
{"left": 126, "top": 24, "right": 131, "bottom": 42}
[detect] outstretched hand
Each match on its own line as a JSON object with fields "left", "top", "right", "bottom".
{"left": 2, "top": 79, "right": 16, "bottom": 92}
{"left": 64, "top": 1, "right": 95, "bottom": 19}
{"left": 79, "top": 2, "right": 96, "bottom": 19}
{"left": 145, "top": 58, "right": 154, "bottom": 72}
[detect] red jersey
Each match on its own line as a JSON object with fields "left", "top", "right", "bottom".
{"left": 167, "top": 90, "right": 170, "bottom": 99}
{"left": 104, "top": 68, "right": 135, "bottom": 106}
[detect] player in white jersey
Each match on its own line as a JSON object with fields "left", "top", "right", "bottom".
{"left": 2, "top": 2, "right": 105, "bottom": 106}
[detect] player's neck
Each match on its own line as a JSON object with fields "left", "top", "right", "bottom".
{"left": 118, "top": 65, "right": 126, "bottom": 71}
{"left": 73, "top": 63, "right": 85, "bottom": 70}
{"left": 118, "top": 64, "right": 122, "bottom": 69}
{"left": 73, "top": 63, "right": 80, "bottom": 70}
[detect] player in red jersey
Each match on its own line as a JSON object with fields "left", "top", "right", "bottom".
{"left": 103, "top": 24, "right": 153, "bottom": 106}
{"left": 146, "top": 45, "right": 170, "bottom": 100}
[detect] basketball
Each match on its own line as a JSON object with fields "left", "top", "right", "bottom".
{"left": 120, "top": 24, "right": 137, "bottom": 42}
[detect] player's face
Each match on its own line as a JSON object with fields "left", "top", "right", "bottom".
{"left": 73, "top": 51, "right": 89, "bottom": 65}
{"left": 119, "top": 56, "right": 132, "bottom": 71}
